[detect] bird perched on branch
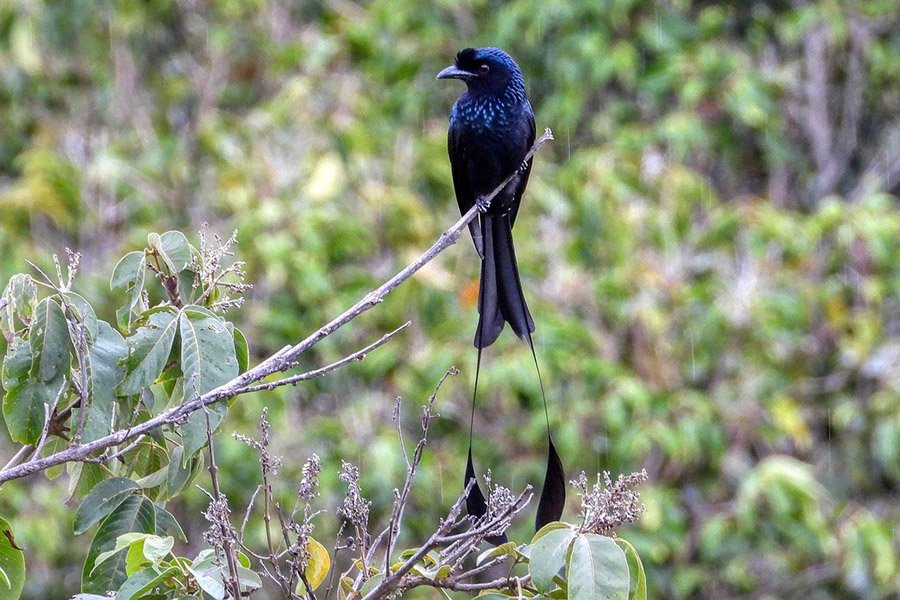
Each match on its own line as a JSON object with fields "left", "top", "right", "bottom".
{"left": 438, "top": 47, "right": 565, "bottom": 540}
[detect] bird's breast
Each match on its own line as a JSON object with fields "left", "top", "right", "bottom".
{"left": 451, "top": 96, "right": 517, "bottom": 137}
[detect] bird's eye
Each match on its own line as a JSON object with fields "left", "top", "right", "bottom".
{"left": 478, "top": 64, "right": 490, "bottom": 74}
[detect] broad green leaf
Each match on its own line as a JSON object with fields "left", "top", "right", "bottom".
{"left": 1, "top": 340, "right": 31, "bottom": 390}
{"left": 63, "top": 292, "right": 98, "bottom": 341}
{"left": 566, "top": 534, "right": 629, "bottom": 600}
{"left": 124, "top": 540, "right": 147, "bottom": 577}
{"left": 0, "top": 517, "right": 25, "bottom": 599}
{"left": 615, "top": 539, "right": 647, "bottom": 600}
{"left": 476, "top": 541, "right": 518, "bottom": 565}
{"left": 232, "top": 327, "right": 249, "bottom": 374}
{"left": 110, "top": 251, "right": 146, "bottom": 330}
{"left": 142, "top": 535, "right": 173, "bottom": 565}
{"left": 154, "top": 504, "right": 187, "bottom": 542}
{"left": 532, "top": 520, "right": 571, "bottom": 543}
{"left": 178, "top": 306, "right": 238, "bottom": 396}
{"left": 359, "top": 573, "right": 384, "bottom": 596}
{"left": 81, "top": 496, "right": 156, "bottom": 595}
{"left": 151, "top": 231, "right": 192, "bottom": 273}
{"left": 187, "top": 551, "right": 226, "bottom": 600}
{"left": 529, "top": 526, "right": 576, "bottom": 592}
{"left": 237, "top": 565, "right": 262, "bottom": 590}
{"left": 177, "top": 269, "right": 197, "bottom": 304}
{"left": 65, "top": 461, "right": 106, "bottom": 505}
{"left": 164, "top": 446, "right": 190, "bottom": 498}
{"left": 0, "top": 274, "right": 37, "bottom": 336}
{"left": 179, "top": 306, "right": 237, "bottom": 457}
{"left": 74, "top": 478, "right": 140, "bottom": 535}
{"left": 29, "top": 298, "right": 69, "bottom": 382}
{"left": 118, "top": 310, "right": 178, "bottom": 396}
{"left": 115, "top": 566, "right": 179, "bottom": 600}
{"left": 2, "top": 377, "right": 64, "bottom": 445}
{"left": 82, "top": 321, "right": 127, "bottom": 443}
{"left": 164, "top": 447, "right": 203, "bottom": 500}
{"left": 91, "top": 533, "right": 154, "bottom": 573}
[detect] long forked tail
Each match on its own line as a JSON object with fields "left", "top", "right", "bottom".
{"left": 465, "top": 213, "right": 566, "bottom": 540}
{"left": 474, "top": 214, "right": 535, "bottom": 349}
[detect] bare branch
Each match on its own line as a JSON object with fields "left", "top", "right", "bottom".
{"left": 236, "top": 322, "right": 411, "bottom": 395}
{"left": 203, "top": 408, "right": 243, "bottom": 600}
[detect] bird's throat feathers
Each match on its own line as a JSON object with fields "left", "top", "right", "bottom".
{"left": 452, "top": 88, "right": 526, "bottom": 134}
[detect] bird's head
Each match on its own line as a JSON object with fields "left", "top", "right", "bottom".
{"left": 436, "top": 47, "right": 525, "bottom": 96}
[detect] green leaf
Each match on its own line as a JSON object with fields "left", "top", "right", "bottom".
{"left": 532, "top": 521, "right": 571, "bottom": 543}
{"left": 110, "top": 251, "right": 147, "bottom": 331}
{"left": 0, "top": 340, "right": 56, "bottom": 444}
{"left": 142, "top": 535, "right": 174, "bottom": 565}
{"left": 476, "top": 541, "right": 518, "bottom": 565}
{"left": 164, "top": 446, "right": 190, "bottom": 498}
{"left": 232, "top": 327, "right": 249, "bottom": 374}
{"left": 117, "top": 310, "right": 178, "bottom": 396}
{"left": 2, "top": 377, "right": 64, "bottom": 445}
{"left": 152, "top": 231, "right": 192, "bottom": 273}
{"left": 615, "top": 539, "right": 647, "bottom": 600}
{"left": 154, "top": 504, "right": 187, "bottom": 542}
{"left": 566, "top": 534, "right": 630, "bottom": 600}
{"left": 29, "top": 298, "right": 69, "bottom": 382}
{"left": 1, "top": 339, "right": 31, "bottom": 390}
{"left": 178, "top": 306, "right": 238, "bottom": 396}
{"left": 81, "top": 496, "right": 157, "bottom": 595}
{"left": 124, "top": 539, "right": 148, "bottom": 577}
{"left": 115, "top": 566, "right": 179, "bottom": 600}
{"left": 0, "top": 517, "right": 25, "bottom": 599}
{"left": 74, "top": 478, "right": 140, "bottom": 535}
{"left": 237, "top": 565, "right": 262, "bottom": 590}
{"left": 63, "top": 292, "right": 98, "bottom": 341}
{"left": 0, "top": 274, "right": 37, "bottom": 337}
{"left": 187, "top": 550, "right": 226, "bottom": 600}
{"left": 529, "top": 526, "right": 576, "bottom": 592}
{"left": 178, "top": 306, "right": 238, "bottom": 457}
{"left": 82, "top": 321, "right": 127, "bottom": 443}
{"left": 359, "top": 573, "right": 384, "bottom": 596}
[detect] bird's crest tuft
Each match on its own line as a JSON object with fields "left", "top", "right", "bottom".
{"left": 455, "top": 47, "right": 478, "bottom": 68}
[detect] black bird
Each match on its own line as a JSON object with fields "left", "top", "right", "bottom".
{"left": 438, "top": 47, "right": 565, "bottom": 538}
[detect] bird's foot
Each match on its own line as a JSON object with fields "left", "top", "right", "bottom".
{"left": 518, "top": 160, "right": 530, "bottom": 174}
{"left": 475, "top": 195, "right": 492, "bottom": 213}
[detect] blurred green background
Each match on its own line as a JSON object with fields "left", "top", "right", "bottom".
{"left": 1, "top": 0, "right": 898, "bottom": 598}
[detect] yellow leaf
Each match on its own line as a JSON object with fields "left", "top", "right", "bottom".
{"left": 304, "top": 537, "right": 331, "bottom": 591}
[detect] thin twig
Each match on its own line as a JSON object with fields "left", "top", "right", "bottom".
{"left": 29, "top": 404, "right": 54, "bottom": 461}
{"left": 236, "top": 322, "right": 410, "bottom": 394}
{"left": 382, "top": 367, "right": 457, "bottom": 572}
{"left": 204, "top": 408, "right": 243, "bottom": 599}
{"left": 240, "top": 485, "right": 262, "bottom": 541}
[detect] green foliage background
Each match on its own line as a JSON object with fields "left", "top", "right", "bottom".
{"left": 0, "top": 0, "right": 898, "bottom": 598}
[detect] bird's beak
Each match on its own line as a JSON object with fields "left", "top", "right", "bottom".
{"left": 436, "top": 65, "right": 474, "bottom": 81}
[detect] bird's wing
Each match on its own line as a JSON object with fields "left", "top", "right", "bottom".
{"left": 508, "top": 101, "right": 536, "bottom": 229}
{"left": 449, "top": 120, "right": 484, "bottom": 257}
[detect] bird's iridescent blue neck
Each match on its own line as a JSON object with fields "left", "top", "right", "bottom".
{"left": 451, "top": 84, "right": 527, "bottom": 134}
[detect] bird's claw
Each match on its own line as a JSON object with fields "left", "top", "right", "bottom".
{"left": 475, "top": 195, "right": 492, "bottom": 213}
